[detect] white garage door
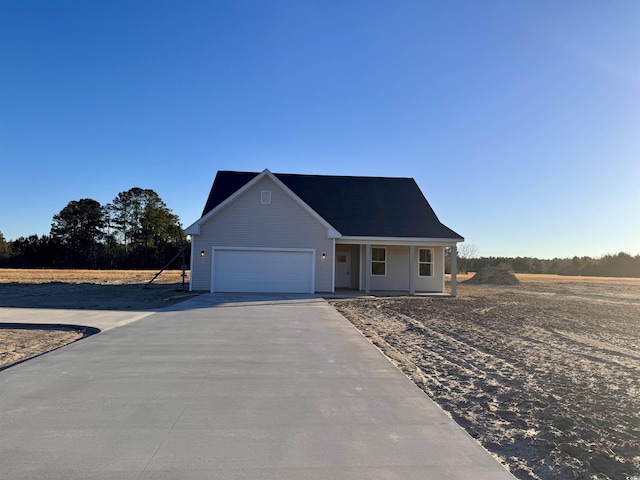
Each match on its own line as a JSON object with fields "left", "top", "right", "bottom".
{"left": 213, "top": 248, "right": 314, "bottom": 293}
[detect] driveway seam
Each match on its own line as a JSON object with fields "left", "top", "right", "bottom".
{"left": 136, "top": 373, "right": 209, "bottom": 480}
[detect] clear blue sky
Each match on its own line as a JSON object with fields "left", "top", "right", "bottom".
{"left": 1, "top": 0, "right": 638, "bottom": 259}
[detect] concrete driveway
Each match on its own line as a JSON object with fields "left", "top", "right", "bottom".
{"left": 0, "top": 294, "right": 514, "bottom": 479}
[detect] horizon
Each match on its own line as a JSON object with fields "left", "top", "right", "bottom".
{"left": 1, "top": 1, "right": 638, "bottom": 258}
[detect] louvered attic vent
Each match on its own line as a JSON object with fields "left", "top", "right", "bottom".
{"left": 261, "top": 191, "right": 272, "bottom": 204}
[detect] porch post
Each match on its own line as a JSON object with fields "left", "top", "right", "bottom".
{"left": 331, "top": 238, "right": 336, "bottom": 293}
{"left": 365, "top": 244, "right": 371, "bottom": 294}
{"left": 451, "top": 244, "right": 458, "bottom": 297}
{"left": 409, "top": 246, "right": 415, "bottom": 295}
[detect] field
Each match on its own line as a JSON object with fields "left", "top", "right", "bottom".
{"left": 332, "top": 274, "right": 640, "bottom": 480}
{"left": 1, "top": 270, "right": 639, "bottom": 479}
{"left": 0, "top": 268, "right": 188, "bottom": 287}
{"left": 0, "top": 268, "right": 191, "bottom": 310}
{"left": 0, "top": 269, "right": 193, "bottom": 369}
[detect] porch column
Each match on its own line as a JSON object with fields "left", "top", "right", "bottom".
{"left": 409, "top": 246, "right": 415, "bottom": 295}
{"left": 451, "top": 244, "right": 458, "bottom": 297}
{"left": 365, "top": 244, "right": 371, "bottom": 294}
{"left": 331, "top": 238, "right": 336, "bottom": 293}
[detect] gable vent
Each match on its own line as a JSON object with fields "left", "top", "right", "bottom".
{"left": 261, "top": 191, "right": 272, "bottom": 204}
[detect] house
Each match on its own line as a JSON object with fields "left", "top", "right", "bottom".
{"left": 185, "top": 169, "right": 464, "bottom": 295}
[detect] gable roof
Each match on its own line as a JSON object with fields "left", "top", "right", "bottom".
{"left": 198, "top": 170, "right": 463, "bottom": 240}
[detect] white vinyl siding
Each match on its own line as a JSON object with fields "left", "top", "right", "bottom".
{"left": 369, "top": 245, "right": 409, "bottom": 291}
{"left": 190, "top": 176, "right": 333, "bottom": 292}
{"left": 356, "top": 244, "right": 445, "bottom": 293}
{"left": 414, "top": 246, "right": 445, "bottom": 292}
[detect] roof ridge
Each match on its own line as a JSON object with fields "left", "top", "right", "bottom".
{"left": 215, "top": 170, "right": 415, "bottom": 180}
{"left": 276, "top": 172, "right": 415, "bottom": 181}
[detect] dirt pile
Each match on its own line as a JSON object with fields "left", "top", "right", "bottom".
{"left": 465, "top": 267, "right": 520, "bottom": 285}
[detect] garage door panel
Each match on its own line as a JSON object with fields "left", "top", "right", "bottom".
{"left": 214, "top": 249, "right": 314, "bottom": 293}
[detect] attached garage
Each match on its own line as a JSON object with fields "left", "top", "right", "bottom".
{"left": 211, "top": 247, "right": 315, "bottom": 293}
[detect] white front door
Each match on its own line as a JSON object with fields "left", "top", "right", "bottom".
{"left": 335, "top": 252, "right": 351, "bottom": 289}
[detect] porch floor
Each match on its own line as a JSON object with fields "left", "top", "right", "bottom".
{"left": 324, "top": 289, "right": 453, "bottom": 299}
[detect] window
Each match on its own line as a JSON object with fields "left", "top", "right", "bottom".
{"left": 371, "top": 247, "right": 386, "bottom": 276}
{"left": 261, "top": 191, "right": 272, "bottom": 204}
{"left": 418, "top": 248, "right": 433, "bottom": 277}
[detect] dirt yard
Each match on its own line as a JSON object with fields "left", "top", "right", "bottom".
{"left": 331, "top": 275, "right": 640, "bottom": 480}
{"left": 0, "top": 326, "right": 85, "bottom": 371}
{"left": 0, "top": 269, "right": 195, "bottom": 369}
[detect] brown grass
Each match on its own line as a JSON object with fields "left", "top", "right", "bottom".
{"left": 4, "top": 269, "right": 637, "bottom": 286}
{"left": 447, "top": 272, "right": 640, "bottom": 286}
{"left": 0, "top": 268, "right": 189, "bottom": 285}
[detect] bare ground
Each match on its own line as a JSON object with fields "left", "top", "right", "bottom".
{"left": 331, "top": 276, "right": 640, "bottom": 480}
{"left": 0, "top": 326, "right": 85, "bottom": 371}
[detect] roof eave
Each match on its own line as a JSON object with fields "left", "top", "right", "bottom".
{"left": 337, "top": 236, "right": 464, "bottom": 246}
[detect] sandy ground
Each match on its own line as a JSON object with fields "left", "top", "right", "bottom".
{"left": 0, "top": 326, "right": 84, "bottom": 371}
{"left": 331, "top": 275, "right": 640, "bottom": 480}
{"left": 0, "top": 269, "right": 196, "bottom": 369}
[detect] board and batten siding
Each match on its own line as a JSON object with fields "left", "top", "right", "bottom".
{"left": 190, "top": 176, "right": 334, "bottom": 292}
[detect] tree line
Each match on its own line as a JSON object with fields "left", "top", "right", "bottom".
{"left": 451, "top": 251, "right": 640, "bottom": 278}
{"left": 0, "top": 188, "right": 189, "bottom": 269}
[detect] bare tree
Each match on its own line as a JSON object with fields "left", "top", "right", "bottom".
{"left": 458, "top": 243, "right": 479, "bottom": 274}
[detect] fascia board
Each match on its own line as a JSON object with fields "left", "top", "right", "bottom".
{"left": 337, "top": 236, "right": 464, "bottom": 246}
{"left": 184, "top": 223, "right": 200, "bottom": 235}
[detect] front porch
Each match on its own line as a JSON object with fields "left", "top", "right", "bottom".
{"left": 333, "top": 241, "right": 459, "bottom": 296}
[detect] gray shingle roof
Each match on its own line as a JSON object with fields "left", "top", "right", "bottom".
{"left": 201, "top": 171, "right": 463, "bottom": 240}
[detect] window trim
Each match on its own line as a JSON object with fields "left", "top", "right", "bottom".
{"left": 260, "top": 191, "right": 272, "bottom": 204}
{"left": 371, "top": 247, "right": 387, "bottom": 276}
{"left": 418, "top": 248, "right": 434, "bottom": 278}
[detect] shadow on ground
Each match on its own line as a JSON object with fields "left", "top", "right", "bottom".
{"left": 0, "top": 282, "right": 198, "bottom": 311}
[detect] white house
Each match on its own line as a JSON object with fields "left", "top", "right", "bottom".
{"left": 185, "top": 169, "right": 464, "bottom": 295}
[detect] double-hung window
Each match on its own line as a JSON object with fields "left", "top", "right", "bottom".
{"left": 418, "top": 248, "right": 433, "bottom": 277}
{"left": 371, "top": 247, "right": 386, "bottom": 276}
